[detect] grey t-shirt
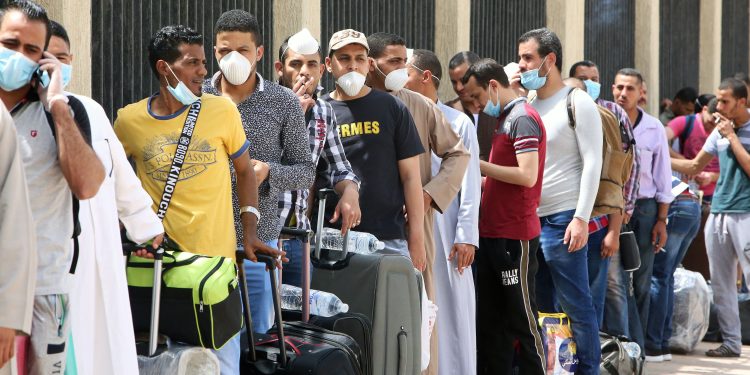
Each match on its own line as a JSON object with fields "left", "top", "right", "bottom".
{"left": 12, "top": 100, "right": 73, "bottom": 295}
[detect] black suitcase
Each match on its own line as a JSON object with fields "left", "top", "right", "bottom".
{"left": 238, "top": 251, "right": 362, "bottom": 375}
{"left": 279, "top": 223, "right": 373, "bottom": 375}
{"left": 283, "top": 302, "right": 373, "bottom": 374}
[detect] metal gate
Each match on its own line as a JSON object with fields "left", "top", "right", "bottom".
{"left": 91, "top": 0, "right": 273, "bottom": 120}
{"left": 659, "top": 0, "right": 701, "bottom": 101}
{"left": 584, "top": 0, "right": 636, "bottom": 101}
{"left": 721, "top": 0, "right": 749, "bottom": 80}
{"left": 470, "top": 0, "right": 546, "bottom": 65}
{"left": 319, "top": 0, "right": 435, "bottom": 90}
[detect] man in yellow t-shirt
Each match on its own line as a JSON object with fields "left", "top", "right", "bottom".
{"left": 114, "top": 24, "right": 284, "bottom": 374}
{"left": 116, "top": 92, "right": 248, "bottom": 259}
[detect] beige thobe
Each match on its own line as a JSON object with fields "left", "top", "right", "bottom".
{"left": 0, "top": 104, "right": 36, "bottom": 375}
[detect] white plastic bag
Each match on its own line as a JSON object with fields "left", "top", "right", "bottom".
{"left": 137, "top": 344, "right": 220, "bottom": 375}
{"left": 420, "top": 282, "right": 438, "bottom": 371}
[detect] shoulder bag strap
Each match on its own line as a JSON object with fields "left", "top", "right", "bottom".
{"left": 155, "top": 100, "right": 202, "bottom": 221}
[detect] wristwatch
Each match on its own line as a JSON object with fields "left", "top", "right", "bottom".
{"left": 240, "top": 205, "right": 261, "bottom": 221}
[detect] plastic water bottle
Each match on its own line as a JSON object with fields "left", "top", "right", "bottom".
{"left": 320, "top": 227, "right": 385, "bottom": 254}
{"left": 622, "top": 342, "right": 641, "bottom": 359}
{"left": 280, "top": 284, "right": 349, "bottom": 317}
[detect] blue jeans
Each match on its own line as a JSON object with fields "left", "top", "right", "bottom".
{"left": 382, "top": 238, "right": 409, "bottom": 258}
{"left": 629, "top": 198, "right": 658, "bottom": 347}
{"left": 645, "top": 197, "right": 701, "bottom": 353}
{"left": 281, "top": 238, "right": 312, "bottom": 288}
{"left": 212, "top": 332, "right": 241, "bottom": 375}
{"left": 603, "top": 254, "right": 645, "bottom": 348}
{"left": 536, "top": 209, "right": 601, "bottom": 375}
{"left": 244, "top": 240, "right": 279, "bottom": 334}
{"left": 587, "top": 226, "right": 609, "bottom": 329}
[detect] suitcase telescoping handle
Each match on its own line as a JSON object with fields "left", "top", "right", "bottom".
{"left": 279, "top": 227, "right": 313, "bottom": 323}
{"left": 235, "top": 250, "right": 257, "bottom": 363}
{"left": 122, "top": 242, "right": 165, "bottom": 357}
{"left": 314, "top": 188, "right": 350, "bottom": 262}
{"left": 237, "top": 252, "right": 289, "bottom": 367}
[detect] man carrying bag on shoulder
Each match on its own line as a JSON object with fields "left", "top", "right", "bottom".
{"left": 114, "top": 25, "right": 285, "bottom": 375}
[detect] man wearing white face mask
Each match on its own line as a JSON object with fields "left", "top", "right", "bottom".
{"left": 274, "top": 29, "right": 361, "bottom": 288}
{"left": 321, "top": 28, "right": 426, "bottom": 270}
{"left": 0, "top": 2, "right": 105, "bottom": 373}
{"left": 517, "top": 28, "right": 603, "bottom": 375}
{"left": 366, "top": 32, "right": 470, "bottom": 375}
{"left": 202, "top": 10, "right": 314, "bottom": 338}
{"left": 47, "top": 21, "right": 165, "bottom": 375}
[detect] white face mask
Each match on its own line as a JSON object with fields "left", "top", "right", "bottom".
{"left": 287, "top": 28, "right": 319, "bottom": 55}
{"left": 375, "top": 64, "right": 408, "bottom": 92}
{"left": 336, "top": 71, "right": 366, "bottom": 97}
{"left": 219, "top": 51, "right": 253, "bottom": 86}
{"left": 385, "top": 68, "right": 408, "bottom": 92}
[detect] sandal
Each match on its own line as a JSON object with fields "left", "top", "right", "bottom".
{"left": 705, "top": 344, "right": 740, "bottom": 357}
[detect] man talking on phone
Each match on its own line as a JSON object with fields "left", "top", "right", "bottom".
{"left": 0, "top": 1, "right": 104, "bottom": 373}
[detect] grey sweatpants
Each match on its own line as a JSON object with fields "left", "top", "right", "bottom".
{"left": 706, "top": 212, "right": 750, "bottom": 354}
{"left": 29, "top": 295, "right": 70, "bottom": 375}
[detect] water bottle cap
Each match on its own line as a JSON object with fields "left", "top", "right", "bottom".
{"left": 340, "top": 303, "right": 349, "bottom": 313}
{"left": 375, "top": 241, "right": 385, "bottom": 250}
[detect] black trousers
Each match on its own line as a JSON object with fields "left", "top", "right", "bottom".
{"left": 477, "top": 237, "right": 546, "bottom": 375}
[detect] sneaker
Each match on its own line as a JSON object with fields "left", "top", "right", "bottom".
{"left": 661, "top": 348, "right": 672, "bottom": 361}
{"left": 705, "top": 344, "right": 740, "bottom": 357}
{"left": 645, "top": 349, "right": 663, "bottom": 362}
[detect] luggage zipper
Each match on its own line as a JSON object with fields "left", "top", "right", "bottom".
{"left": 127, "top": 254, "right": 202, "bottom": 268}
{"left": 198, "top": 257, "right": 225, "bottom": 312}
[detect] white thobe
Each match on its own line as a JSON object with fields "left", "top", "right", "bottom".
{"left": 68, "top": 94, "right": 163, "bottom": 375}
{"left": 432, "top": 102, "right": 481, "bottom": 375}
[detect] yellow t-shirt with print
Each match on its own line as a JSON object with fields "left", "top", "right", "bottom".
{"left": 114, "top": 93, "right": 249, "bottom": 259}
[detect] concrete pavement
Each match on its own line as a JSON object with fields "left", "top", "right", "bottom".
{"left": 647, "top": 341, "right": 750, "bottom": 374}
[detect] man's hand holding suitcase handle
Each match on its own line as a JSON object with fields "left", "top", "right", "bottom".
{"left": 131, "top": 233, "right": 165, "bottom": 258}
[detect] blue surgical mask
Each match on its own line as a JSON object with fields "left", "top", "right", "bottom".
{"left": 0, "top": 46, "right": 38, "bottom": 91}
{"left": 483, "top": 85, "right": 502, "bottom": 118}
{"left": 520, "top": 56, "right": 549, "bottom": 90}
{"left": 584, "top": 79, "right": 601, "bottom": 101}
{"left": 164, "top": 64, "right": 199, "bottom": 105}
{"left": 40, "top": 63, "right": 73, "bottom": 89}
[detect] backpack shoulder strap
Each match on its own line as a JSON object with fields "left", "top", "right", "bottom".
{"left": 43, "top": 95, "right": 93, "bottom": 145}
{"left": 679, "top": 114, "right": 695, "bottom": 152}
{"left": 43, "top": 95, "right": 93, "bottom": 274}
{"left": 566, "top": 87, "right": 577, "bottom": 129}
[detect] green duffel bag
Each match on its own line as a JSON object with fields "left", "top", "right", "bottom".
{"left": 127, "top": 249, "right": 242, "bottom": 350}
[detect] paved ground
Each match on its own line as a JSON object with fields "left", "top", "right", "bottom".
{"left": 647, "top": 341, "right": 750, "bottom": 374}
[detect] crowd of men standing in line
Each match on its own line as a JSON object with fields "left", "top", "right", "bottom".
{"left": 1, "top": 1, "right": 750, "bottom": 375}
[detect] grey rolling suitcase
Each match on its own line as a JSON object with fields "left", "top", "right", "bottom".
{"left": 123, "top": 243, "right": 221, "bottom": 375}
{"left": 310, "top": 189, "right": 422, "bottom": 375}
